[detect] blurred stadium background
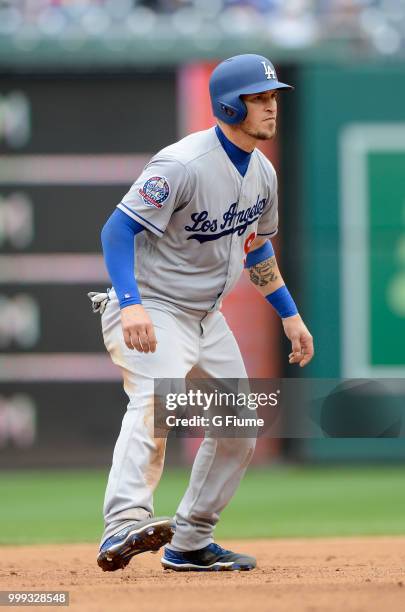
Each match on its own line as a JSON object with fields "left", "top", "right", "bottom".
{"left": 0, "top": 0, "right": 404, "bottom": 543}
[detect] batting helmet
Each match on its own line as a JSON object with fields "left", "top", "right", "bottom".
{"left": 209, "top": 54, "right": 293, "bottom": 125}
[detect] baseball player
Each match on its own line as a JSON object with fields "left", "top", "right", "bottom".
{"left": 92, "top": 54, "right": 314, "bottom": 573}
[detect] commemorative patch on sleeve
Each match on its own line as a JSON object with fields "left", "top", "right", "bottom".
{"left": 138, "top": 176, "right": 170, "bottom": 209}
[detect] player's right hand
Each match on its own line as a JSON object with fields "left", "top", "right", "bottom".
{"left": 120, "top": 304, "right": 157, "bottom": 353}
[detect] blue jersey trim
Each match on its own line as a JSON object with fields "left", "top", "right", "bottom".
{"left": 119, "top": 202, "right": 164, "bottom": 234}
{"left": 257, "top": 229, "right": 278, "bottom": 237}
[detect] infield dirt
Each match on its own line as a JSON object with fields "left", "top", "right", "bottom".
{"left": 1, "top": 537, "right": 404, "bottom": 611}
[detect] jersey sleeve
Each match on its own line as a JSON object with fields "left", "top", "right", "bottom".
{"left": 256, "top": 168, "right": 278, "bottom": 237}
{"left": 117, "top": 156, "right": 191, "bottom": 237}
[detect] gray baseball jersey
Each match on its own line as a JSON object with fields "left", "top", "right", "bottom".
{"left": 117, "top": 126, "right": 278, "bottom": 311}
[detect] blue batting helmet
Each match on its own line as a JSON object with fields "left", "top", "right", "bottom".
{"left": 209, "top": 54, "right": 293, "bottom": 125}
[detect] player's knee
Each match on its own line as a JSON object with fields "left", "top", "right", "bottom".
{"left": 216, "top": 436, "right": 256, "bottom": 459}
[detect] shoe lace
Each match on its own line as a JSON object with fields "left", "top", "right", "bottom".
{"left": 207, "top": 542, "right": 230, "bottom": 555}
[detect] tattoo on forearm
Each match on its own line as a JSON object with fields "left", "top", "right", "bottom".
{"left": 249, "top": 256, "right": 279, "bottom": 287}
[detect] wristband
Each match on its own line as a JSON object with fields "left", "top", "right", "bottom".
{"left": 266, "top": 285, "right": 298, "bottom": 318}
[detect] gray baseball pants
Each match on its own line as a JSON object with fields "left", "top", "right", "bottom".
{"left": 100, "top": 290, "right": 255, "bottom": 551}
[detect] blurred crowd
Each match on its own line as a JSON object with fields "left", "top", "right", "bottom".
{"left": 0, "top": 0, "right": 404, "bottom": 54}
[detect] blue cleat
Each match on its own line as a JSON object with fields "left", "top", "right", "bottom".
{"left": 161, "top": 542, "right": 256, "bottom": 572}
{"left": 97, "top": 517, "right": 176, "bottom": 572}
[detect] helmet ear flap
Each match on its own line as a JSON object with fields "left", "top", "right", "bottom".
{"left": 220, "top": 103, "right": 237, "bottom": 118}
{"left": 217, "top": 96, "right": 247, "bottom": 125}
{"left": 239, "top": 96, "right": 248, "bottom": 121}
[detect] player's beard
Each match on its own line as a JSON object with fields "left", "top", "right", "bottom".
{"left": 240, "top": 122, "right": 276, "bottom": 141}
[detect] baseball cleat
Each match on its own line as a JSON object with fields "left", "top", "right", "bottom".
{"left": 161, "top": 542, "right": 256, "bottom": 572}
{"left": 97, "top": 517, "right": 176, "bottom": 571}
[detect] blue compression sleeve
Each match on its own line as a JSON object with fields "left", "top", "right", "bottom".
{"left": 266, "top": 285, "right": 298, "bottom": 319}
{"left": 244, "top": 240, "right": 274, "bottom": 268}
{"left": 101, "top": 208, "right": 145, "bottom": 309}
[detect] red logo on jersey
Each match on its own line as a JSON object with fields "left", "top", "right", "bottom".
{"left": 243, "top": 232, "right": 256, "bottom": 264}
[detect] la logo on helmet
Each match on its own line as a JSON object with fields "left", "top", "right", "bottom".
{"left": 261, "top": 61, "right": 276, "bottom": 80}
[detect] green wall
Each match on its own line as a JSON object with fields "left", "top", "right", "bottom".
{"left": 294, "top": 63, "right": 405, "bottom": 459}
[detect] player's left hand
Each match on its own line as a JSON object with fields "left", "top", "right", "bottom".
{"left": 282, "top": 314, "right": 314, "bottom": 368}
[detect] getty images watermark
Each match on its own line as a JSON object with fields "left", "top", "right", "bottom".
{"left": 153, "top": 378, "right": 405, "bottom": 438}
{"left": 164, "top": 388, "right": 280, "bottom": 429}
